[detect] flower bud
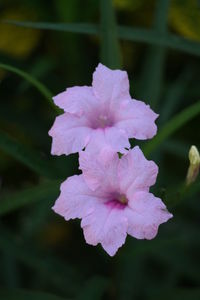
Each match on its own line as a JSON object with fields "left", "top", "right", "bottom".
{"left": 186, "top": 145, "right": 200, "bottom": 185}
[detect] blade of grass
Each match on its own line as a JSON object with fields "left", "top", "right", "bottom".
{"left": 0, "top": 288, "right": 67, "bottom": 300}
{"left": 0, "top": 131, "right": 63, "bottom": 179}
{"left": 137, "top": 46, "right": 166, "bottom": 108}
{"left": 20, "top": 198, "right": 53, "bottom": 238}
{"left": 100, "top": 0, "right": 121, "bottom": 68}
{"left": 54, "top": 0, "right": 84, "bottom": 84}
{"left": 164, "top": 139, "right": 189, "bottom": 158}
{"left": 0, "top": 180, "right": 60, "bottom": 216}
{"left": 137, "top": 0, "right": 169, "bottom": 109}
{"left": 118, "top": 26, "right": 200, "bottom": 57}
{"left": 5, "top": 21, "right": 200, "bottom": 57}
{"left": 0, "top": 62, "right": 59, "bottom": 113}
{"left": 19, "top": 57, "right": 56, "bottom": 94}
{"left": 143, "top": 100, "right": 200, "bottom": 156}
{"left": 160, "top": 66, "right": 194, "bottom": 124}
{"left": 153, "top": 0, "right": 170, "bottom": 33}
{"left": 3, "top": 20, "right": 99, "bottom": 34}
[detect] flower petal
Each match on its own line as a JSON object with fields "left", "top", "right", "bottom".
{"left": 53, "top": 86, "right": 98, "bottom": 117}
{"left": 81, "top": 204, "right": 128, "bottom": 256}
{"left": 79, "top": 128, "right": 133, "bottom": 192}
{"left": 125, "top": 191, "right": 173, "bottom": 240}
{"left": 52, "top": 175, "right": 106, "bottom": 220}
{"left": 79, "top": 148, "right": 119, "bottom": 192}
{"left": 92, "top": 63, "right": 130, "bottom": 103}
{"left": 104, "top": 127, "right": 130, "bottom": 153}
{"left": 114, "top": 99, "right": 158, "bottom": 139}
{"left": 85, "top": 127, "right": 129, "bottom": 157}
{"left": 48, "top": 113, "right": 92, "bottom": 155}
{"left": 118, "top": 146, "right": 158, "bottom": 196}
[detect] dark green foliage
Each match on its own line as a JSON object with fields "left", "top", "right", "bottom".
{"left": 0, "top": 0, "right": 200, "bottom": 299}
{"left": 0, "top": 288, "right": 67, "bottom": 300}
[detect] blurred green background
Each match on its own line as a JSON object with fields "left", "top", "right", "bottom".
{"left": 0, "top": 0, "right": 200, "bottom": 299}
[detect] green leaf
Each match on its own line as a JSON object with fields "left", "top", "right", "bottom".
{"left": 4, "top": 20, "right": 99, "bottom": 35}
{"left": 0, "top": 288, "right": 67, "bottom": 300}
{"left": 5, "top": 20, "right": 200, "bottom": 57}
{"left": 164, "top": 139, "right": 189, "bottom": 158}
{"left": 19, "top": 57, "right": 56, "bottom": 94}
{"left": 0, "top": 131, "right": 63, "bottom": 179}
{"left": 0, "top": 62, "right": 59, "bottom": 113}
{"left": 137, "top": 46, "right": 166, "bottom": 109}
{"left": 153, "top": 0, "right": 170, "bottom": 33}
{"left": 100, "top": 0, "right": 121, "bottom": 68}
{"left": 160, "top": 65, "right": 194, "bottom": 123}
{"left": 20, "top": 197, "right": 54, "bottom": 238}
{"left": 0, "top": 180, "right": 60, "bottom": 216}
{"left": 137, "top": 0, "right": 169, "bottom": 108}
{"left": 118, "top": 27, "right": 200, "bottom": 57}
{"left": 143, "top": 100, "right": 200, "bottom": 156}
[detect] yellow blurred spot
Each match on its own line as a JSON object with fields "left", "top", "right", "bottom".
{"left": 0, "top": 8, "right": 41, "bottom": 58}
{"left": 39, "top": 221, "right": 71, "bottom": 246}
{"left": 114, "top": 0, "right": 143, "bottom": 10}
{"left": 169, "top": 0, "right": 200, "bottom": 41}
{"left": 119, "top": 194, "right": 128, "bottom": 204}
{"left": 114, "top": 0, "right": 200, "bottom": 42}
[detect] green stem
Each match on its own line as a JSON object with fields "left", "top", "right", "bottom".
{"left": 0, "top": 62, "right": 60, "bottom": 113}
{"left": 100, "top": 0, "right": 121, "bottom": 68}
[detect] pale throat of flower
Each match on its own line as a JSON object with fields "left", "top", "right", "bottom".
{"left": 98, "top": 114, "right": 108, "bottom": 128}
{"left": 97, "top": 114, "right": 114, "bottom": 129}
{"left": 118, "top": 194, "right": 128, "bottom": 205}
{"left": 89, "top": 109, "right": 115, "bottom": 129}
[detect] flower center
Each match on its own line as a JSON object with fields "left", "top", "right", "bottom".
{"left": 118, "top": 194, "right": 128, "bottom": 205}
{"left": 106, "top": 194, "right": 128, "bottom": 210}
{"left": 89, "top": 111, "right": 115, "bottom": 129}
{"left": 98, "top": 114, "right": 109, "bottom": 128}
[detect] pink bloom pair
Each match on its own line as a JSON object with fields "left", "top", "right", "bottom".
{"left": 49, "top": 63, "right": 158, "bottom": 155}
{"left": 49, "top": 64, "right": 172, "bottom": 256}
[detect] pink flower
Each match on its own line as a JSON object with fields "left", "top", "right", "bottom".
{"left": 52, "top": 146, "right": 172, "bottom": 256}
{"left": 49, "top": 63, "right": 158, "bottom": 156}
